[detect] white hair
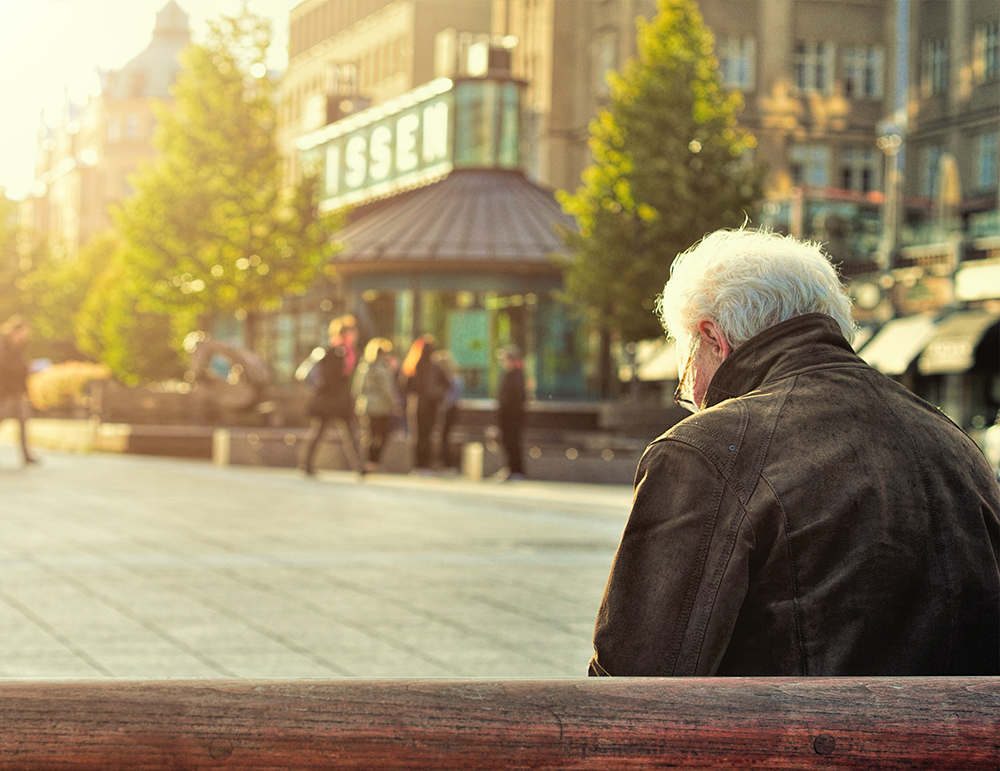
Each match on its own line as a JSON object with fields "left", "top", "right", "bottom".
{"left": 656, "top": 228, "right": 856, "bottom": 350}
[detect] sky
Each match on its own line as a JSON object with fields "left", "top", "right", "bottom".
{"left": 0, "top": 0, "right": 299, "bottom": 200}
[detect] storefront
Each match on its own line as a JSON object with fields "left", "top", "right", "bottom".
{"left": 251, "top": 73, "right": 596, "bottom": 400}
{"left": 858, "top": 308, "right": 1000, "bottom": 437}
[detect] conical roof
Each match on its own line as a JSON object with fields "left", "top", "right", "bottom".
{"left": 332, "top": 169, "right": 576, "bottom": 274}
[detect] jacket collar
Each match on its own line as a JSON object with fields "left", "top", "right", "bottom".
{"left": 703, "top": 313, "right": 859, "bottom": 409}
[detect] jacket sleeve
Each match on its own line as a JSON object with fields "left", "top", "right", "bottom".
{"left": 351, "top": 363, "right": 367, "bottom": 398}
{"left": 590, "top": 438, "right": 754, "bottom": 676}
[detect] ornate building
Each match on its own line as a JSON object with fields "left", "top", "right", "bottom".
{"left": 264, "top": 0, "right": 597, "bottom": 398}
{"left": 23, "top": 1, "right": 190, "bottom": 262}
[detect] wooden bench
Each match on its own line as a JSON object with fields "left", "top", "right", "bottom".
{"left": 1, "top": 677, "right": 996, "bottom": 769}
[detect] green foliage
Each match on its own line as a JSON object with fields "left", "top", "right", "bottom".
{"left": 115, "top": 3, "right": 340, "bottom": 335}
{"left": 74, "top": 235, "right": 187, "bottom": 385}
{"left": 4, "top": 5, "right": 338, "bottom": 382}
{"left": 557, "top": 0, "right": 763, "bottom": 343}
{"left": 0, "top": 191, "right": 29, "bottom": 324}
{"left": 0, "top": 192, "right": 90, "bottom": 361}
{"left": 27, "top": 361, "right": 111, "bottom": 411}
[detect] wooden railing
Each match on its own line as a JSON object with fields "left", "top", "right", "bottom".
{"left": 0, "top": 678, "right": 996, "bottom": 770}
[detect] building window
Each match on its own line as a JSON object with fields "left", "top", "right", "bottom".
{"left": 790, "top": 145, "right": 831, "bottom": 187}
{"left": 593, "top": 30, "right": 617, "bottom": 96}
{"left": 718, "top": 36, "right": 756, "bottom": 91}
{"left": 124, "top": 114, "right": 140, "bottom": 140}
{"left": 794, "top": 40, "right": 835, "bottom": 94}
{"left": 840, "top": 146, "right": 880, "bottom": 193}
{"left": 921, "top": 38, "right": 948, "bottom": 97}
{"left": 973, "top": 19, "right": 1000, "bottom": 84}
{"left": 842, "top": 45, "right": 884, "bottom": 99}
{"left": 920, "top": 145, "right": 944, "bottom": 197}
{"left": 107, "top": 115, "right": 121, "bottom": 143}
{"left": 976, "top": 132, "right": 998, "bottom": 191}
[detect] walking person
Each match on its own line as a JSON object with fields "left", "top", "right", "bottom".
{"left": 298, "top": 315, "right": 366, "bottom": 478}
{"left": 400, "top": 335, "right": 450, "bottom": 475}
{"left": 590, "top": 228, "right": 1000, "bottom": 677}
{"left": 353, "top": 337, "right": 401, "bottom": 472}
{"left": 496, "top": 345, "right": 526, "bottom": 481}
{"left": 0, "top": 316, "right": 39, "bottom": 467}
{"left": 432, "top": 349, "right": 463, "bottom": 473}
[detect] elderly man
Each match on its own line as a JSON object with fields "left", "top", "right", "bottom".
{"left": 590, "top": 229, "right": 1000, "bottom": 677}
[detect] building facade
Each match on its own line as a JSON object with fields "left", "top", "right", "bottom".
{"left": 699, "top": 0, "right": 896, "bottom": 265}
{"left": 278, "top": 0, "right": 493, "bottom": 187}
{"left": 487, "top": 0, "right": 657, "bottom": 194}
{"left": 23, "top": 1, "right": 190, "bottom": 262}
{"left": 269, "top": 0, "right": 997, "bottom": 417}
{"left": 850, "top": 0, "right": 1000, "bottom": 443}
{"left": 267, "top": 0, "right": 601, "bottom": 399}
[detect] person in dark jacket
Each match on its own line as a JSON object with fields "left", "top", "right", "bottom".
{"left": 0, "top": 316, "right": 38, "bottom": 467}
{"left": 590, "top": 228, "right": 1000, "bottom": 677}
{"left": 433, "top": 349, "right": 463, "bottom": 472}
{"left": 298, "top": 315, "right": 365, "bottom": 477}
{"left": 400, "top": 335, "right": 450, "bottom": 475}
{"left": 497, "top": 345, "right": 526, "bottom": 481}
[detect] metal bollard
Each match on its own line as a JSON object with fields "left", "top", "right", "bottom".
{"left": 212, "top": 429, "right": 231, "bottom": 467}
{"left": 462, "top": 442, "right": 484, "bottom": 480}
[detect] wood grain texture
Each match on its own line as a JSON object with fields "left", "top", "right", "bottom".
{"left": 0, "top": 678, "right": 996, "bottom": 770}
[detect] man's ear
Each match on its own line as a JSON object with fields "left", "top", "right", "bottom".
{"left": 697, "top": 319, "right": 732, "bottom": 361}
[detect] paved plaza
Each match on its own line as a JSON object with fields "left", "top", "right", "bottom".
{"left": 0, "top": 444, "right": 633, "bottom": 679}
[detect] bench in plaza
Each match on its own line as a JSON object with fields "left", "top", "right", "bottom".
{"left": 0, "top": 677, "right": 996, "bottom": 769}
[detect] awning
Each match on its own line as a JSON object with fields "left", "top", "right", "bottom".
{"left": 858, "top": 314, "right": 938, "bottom": 376}
{"left": 917, "top": 310, "right": 1000, "bottom": 375}
{"left": 332, "top": 169, "right": 575, "bottom": 272}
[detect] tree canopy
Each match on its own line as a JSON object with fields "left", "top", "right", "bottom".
{"left": 557, "top": 0, "right": 762, "bottom": 343}
{"left": 0, "top": 191, "right": 24, "bottom": 325}
{"left": 108, "top": 4, "right": 338, "bottom": 356}
{"left": 0, "top": 192, "right": 87, "bottom": 361}
{"left": 74, "top": 234, "right": 185, "bottom": 385}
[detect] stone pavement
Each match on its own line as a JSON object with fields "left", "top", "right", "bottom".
{"left": 0, "top": 443, "right": 633, "bottom": 679}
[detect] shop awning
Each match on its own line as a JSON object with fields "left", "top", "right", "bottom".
{"left": 917, "top": 310, "right": 1000, "bottom": 375}
{"left": 332, "top": 168, "right": 575, "bottom": 272}
{"left": 858, "top": 314, "right": 938, "bottom": 376}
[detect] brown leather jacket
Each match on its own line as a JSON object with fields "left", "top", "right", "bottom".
{"left": 591, "top": 313, "right": 1000, "bottom": 676}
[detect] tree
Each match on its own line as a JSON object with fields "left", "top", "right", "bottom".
{"left": 114, "top": 3, "right": 339, "bottom": 352}
{"left": 0, "top": 192, "right": 88, "bottom": 361}
{"left": 557, "top": 0, "right": 762, "bottom": 344}
{"left": 0, "top": 193, "right": 19, "bottom": 317}
{"left": 74, "top": 234, "right": 185, "bottom": 385}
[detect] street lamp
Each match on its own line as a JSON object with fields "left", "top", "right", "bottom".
{"left": 876, "top": 128, "right": 903, "bottom": 271}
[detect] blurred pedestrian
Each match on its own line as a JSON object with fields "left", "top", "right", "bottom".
{"left": 298, "top": 315, "right": 365, "bottom": 478}
{"left": 590, "top": 228, "right": 1000, "bottom": 678}
{"left": 353, "top": 337, "right": 401, "bottom": 472}
{"left": 0, "top": 316, "right": 38, "bottom": 467}
{"left": 496, "top": 345, "right": 526, "bottom": 481}
{"left": 432, "top": 349, "right": 463, "bottom": 472}
{"left": 400, "top": 335, "right": 450, "bottom": 475}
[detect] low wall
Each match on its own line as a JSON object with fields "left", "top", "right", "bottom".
{"left": 212, "top": 427, "right": 641, "bottom": 483}
{"left": 0, "top": 420, "right": 212, "bottom": 459}
{"left": 3, "top": 415, "right": 647, "bottom": 484}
